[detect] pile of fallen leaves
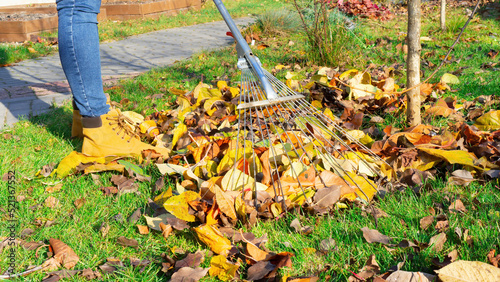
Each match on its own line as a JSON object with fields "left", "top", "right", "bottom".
{"left": 329, "top": 0, "right": 393, "bottom": 21}
{"left": 26, "top": 61, "right": 500, "bottom": 280}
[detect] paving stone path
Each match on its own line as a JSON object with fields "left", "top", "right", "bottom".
{"left": 0, "top": 18, "right": 252, "bottom": 130}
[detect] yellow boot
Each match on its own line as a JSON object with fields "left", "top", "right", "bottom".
{"left": 72, "top": 93, "right": 111, "bottom": 139}
{"left": 82, "top": 108, "right": 170, "bottom": 158}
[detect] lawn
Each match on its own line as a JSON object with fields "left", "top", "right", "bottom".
{"left": 1, "top": 0, "right": 499, "bottom": 281}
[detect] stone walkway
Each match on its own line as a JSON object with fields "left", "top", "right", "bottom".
{"left": 0, "top": 18, "right": 252, "bottom": 130}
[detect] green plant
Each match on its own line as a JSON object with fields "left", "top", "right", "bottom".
{"left": 255, "top": 8, "right": 302, "bottom": 36}
{"left": 292, "top": 0, "right": 367, "bottom": 67}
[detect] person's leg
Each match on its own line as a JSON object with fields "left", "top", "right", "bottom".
{"left": 57, "top": 0, "right": 170, "bottom": 158}
{"left": 57, "top": 0, "right": 109, "bottom": 118}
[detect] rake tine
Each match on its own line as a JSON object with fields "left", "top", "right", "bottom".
{"left": 244, "top": 70, "right": 310, "bottom": 205}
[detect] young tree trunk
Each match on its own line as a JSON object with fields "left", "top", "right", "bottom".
{"left": 406, "top": 0, "right": 422, "bottom": 126}
{"left": 440, "top": 0, "right": 446, "bottom": 31}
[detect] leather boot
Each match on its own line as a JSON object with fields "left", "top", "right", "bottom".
{"left": 81, "top": 108, "right": 170, "bottom": 158}
{"left": 72, "top": 93, "right": 111, "bottom": 139}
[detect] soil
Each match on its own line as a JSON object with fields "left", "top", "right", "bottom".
{"left": 0, "top": 12, "right": 56, "bottom": 22}
{"left": 103, "top": 0, "right": 165, "bottom": 5}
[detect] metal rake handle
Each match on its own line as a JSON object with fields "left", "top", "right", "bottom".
{"left": 213, "top": 0, "right": 279, "bottom": 100}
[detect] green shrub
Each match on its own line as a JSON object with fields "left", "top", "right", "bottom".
{"left": 292, "top": 0, "right": 367, "bottom": 67}
{"left": 255, "top": 8, "right": 302, "bottom": 36}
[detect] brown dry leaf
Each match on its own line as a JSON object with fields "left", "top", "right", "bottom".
{"left": 449, "top": 199, "right": 467, "bottom": 213}
{"left": 435, "top": 260, "right": 500, "bottom": 281}
{"left": 433, "top": 249, "right": 459, "bottom": 268}
{"left": 42, "top": 257, "right": 62, "bottom": 272}
{"left": 448, "top": 170, "right": 475, "bottom": 186}
{"left": 287, "top": 277, "right": 320, "bottom": 282}
{"left": 213, "top": 185, "right": 237, "bottom": 220}
{"left": 175, "top": 250, "right": 205, "bottom": 269}
{"left": 208, "top": 255, "right": 239, "bottom": 281}
{"left": 435, "top": 220, "right": 450, "bottom": 232}
{"left": 266, "top": 252, "right": 294, "bottom": 278}
{"left": 116, "top": 236, "right": 138, "bottom": 248}
{"left": 361, "top": 227, "right": 391, "bottom": 245}
{"left": 487, "top": 249, "right": 500, "bottom": 267}
{"left": 73, "top": 198, "right": 85, "bottom": 209}
{"left": 49, "top": 238, "right": 79, "bottom": 269}
{"left": 170, "top": 267, "right": 209, "bottom": 282}
{"left": 386, "top": 270, "right": 436, "bottom": 282}
{"left": 313, "top": 185, "right": 341, "bottom": 208}
{"left": 429, "top": 233, "right": 447, "bottom": 252}
{"left": 355, "top": 254, "right": 380, "bottom": 280}
{"left": 100, "top": 222, "right": 110, "bottom": 238}
{"left": 420, "top": 215, "right": 434, "bottom": 230}
{"left": 194, "top": 225, "right": 232, "bottom": 256}
{"left": 163, "top": 191, "right": 199, "bottom": 222}
{"left": 81, "top": 268, "right": 102, "bottom": 280}
{"left": 137, "top": 225, "right": 149, "bottom": 235}
{"left": 290, "top": 218, "right": 313, "bottom": 235}
{"left": 45, "top": 196, "right": 60, "bottom": 208}
{"left": 246, "top": 261, "right": 275, "bottom": 281}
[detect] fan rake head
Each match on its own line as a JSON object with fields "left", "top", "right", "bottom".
{"left": 222, "top": 66, "right": 389, "bottom": 212}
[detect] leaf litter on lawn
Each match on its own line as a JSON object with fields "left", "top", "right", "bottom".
{"left": 26, "top": 64, "right": 500, "bottom": 280}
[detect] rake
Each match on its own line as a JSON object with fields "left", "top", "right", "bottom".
{"left": 213, "top": 0, "right": 388, "bottom": 209}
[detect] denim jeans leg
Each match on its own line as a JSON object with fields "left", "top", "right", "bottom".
{"left": 57, "top": 0, "right": 109, "bottom": 117}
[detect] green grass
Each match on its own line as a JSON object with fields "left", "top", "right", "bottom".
{"left": 1, "top": 2, "right": 499, "bottom": 281}
{"left": 356, "top": 3, "right": 500, "bottom": 101}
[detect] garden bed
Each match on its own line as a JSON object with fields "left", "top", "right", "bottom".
{"left": 0, "top": 12, "right": 58, "bottom": 42}
{"left": 0, "top": 0, "right": 200, "bottom": 42}
{"left": 102, "top": 0, "right": 201, "bottom": 20}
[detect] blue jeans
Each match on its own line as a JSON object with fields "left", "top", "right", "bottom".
{"left": 57, "top": 0, "right": 109, "bottom": 117}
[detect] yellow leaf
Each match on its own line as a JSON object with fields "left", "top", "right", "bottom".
{"left": 194, "top": 225, "right": 232, "bottom": 256}
{"left": 204, "top": 97, "right": 224, "bottom": 116}
{"left": 163, "top": 191, "right": 199, "bottom": 222}
{"left": 153, "top": 188, "right": 173, "bottom": 206}
{"left": 349, "top": 83, "right": 378, "bottom": 100}
{"left": 229, "top": 87, "right": 239, "bottom": 98}
{"left": 83, "top": 162, "right": 125, "bottom": 174}
{"left": 235, "top": 196, "right": 246, "bottom": 218}
{"left": 54, "top": 151, "right": 108, "bottom": 178}
{"left": 342, "top": 172, "right": 378, "bottom": 202}
{"left": 155, "top": 163, "right": 188, "bottom": 175}
{"left": 192, "top": 81, "right": 212, "bottom": 99}
{"left": 474, "top": 110, "right": 500, "bottom": 131}
{"left": 323, "top": 108, "right": 337, "bottom": 121}
{"left": 217, "top": 81, "right": 228, "bottom": 91}
{"left": 339, "top": 69, "right": 359, "bottom": 80}
{"left": 289, "top": 188, "right": 315, "bottom": 207}
{"left": 440, "top": 73, "right": 460, "bottom": 85}
{"left": 418, "top": 148, "right": 476, "bottom": 167}
{"left": 213, "top": 184, "right": 238, "bottom": 220}
{"left": 206, "top": 205, "right": 218, "bottom": 226}
{"left": 171, "top": 122, "right": 187, "bottom": 149}
{"left": 311, "top": 100, "right": 323, "bottom": 110}
{"left": 208, "top": 255, "right": 239, "bottom": 281}
{"left": 270, "top": 203, "right": 282, "bottom": 218}
{"left": 303, "top": 247, "right": 316, "bottom": 254}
